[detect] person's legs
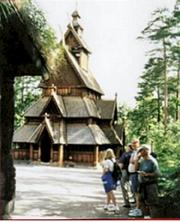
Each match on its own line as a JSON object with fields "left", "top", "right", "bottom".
{"left": 121, "top": 170, "right": 130, "bottom": 206}
{"left": 128, "top": 174, "right": 142, "bottom": 217}
{"left": 146, "top": 183, "right": 159, "bottom": 218}
{"left": 108, "top": 191, "right": 120, "bottom": 212}
{"left": 107, "top": 192, "right": 111, "bottom": 205}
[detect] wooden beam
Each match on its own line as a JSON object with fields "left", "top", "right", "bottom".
{"left": 94, "top": 145, "right": 99, "bottom": 167}
{"left": 50, "top": 145, "right": 53, "bottom": 163}
{"left": 29, "top": 144, "right": 33, "bottom": 161}
{"left": 38, "top": 143, "right": 41, "bottom": 163}
{"left": 58, "top": 145, "right": 64, "bottom": 167}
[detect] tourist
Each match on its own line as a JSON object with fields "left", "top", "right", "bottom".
{"left": 128, "top": 138, "right": 143, "bottom": 217}
{"left": 101, "top": 148, "right": 120, "bottom": 213}
{"left": 119, "top": 143, "right": 133, "bottom": 208}
{"left": 135, "top": 145, "right": 161, "bottom": 218}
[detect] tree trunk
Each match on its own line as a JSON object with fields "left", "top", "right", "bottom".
{"left": 163, "top": 38, "right": 168, "bottom": 131}
{"left": 0, "top": 74, "right": 16, "bottom": 219}
{"left": 176, "top": 60, "right": 180, "bottom": 121}
{"left": 157, "top": 85, "right": 161, "bottom": 122}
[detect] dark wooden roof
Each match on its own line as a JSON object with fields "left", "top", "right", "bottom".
{"left": 24, "top": 95, "right": 116, "bottom": 120}
{"left": 13, "top": 122, "right": 41, "bottom": 143}
{"left": 96, "top": 100, "right": 116, "bottom": 120}
{"left": 67, "top": 123, "right": 110, "bottom": 145}
{"left": 13, "top": 121, "right": 112, "bottom": 145}
{"left": 64, "top": 46, "right": 104, "bottom": 95}
{"left": 65, "top": 26, "right": 91, "bottom": 53}
{"left": 101, "top": 125, "right": 122, "bottom": 145}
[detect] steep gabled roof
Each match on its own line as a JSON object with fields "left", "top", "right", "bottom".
{"left": 13, "top": 121, "right": 114, "bottom": 145}
{"left": 13, "top": 118, "right": 55, "bottom": 144}
{"left": 25, "top": 95, "right": 102, "bottom": 118}
{"left": 64, "top": 46, "right": 104, "bottom": 95}
{"left": 25, "top": 93, "right": 66, "bottom": 117}
{"left": 65, "top": 25, "right": 91, "bottom": 53}
{"left": 24, "top": 96, "right": 50, "bottom": 117}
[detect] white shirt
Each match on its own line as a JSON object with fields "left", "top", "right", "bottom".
{"left": 101, "top": 158, "right": 115, "bottom": 172}
{"left": 128, "top": 150, "right": 138, "bottom": 173}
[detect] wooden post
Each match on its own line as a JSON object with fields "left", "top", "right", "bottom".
{"left": 29, "top": 144, "right": 33, "bottom": 161}
{"left": 50, "top": 145, "right": 53, "bottom": 163}
{"left": 58, "top": 145, "right": 64, "bottom": 167}
{"left": 38, "top": 143, "right": 41, "bottom": 163}
{"left": 94, "top": 146, "right": 99, "bottom": 167}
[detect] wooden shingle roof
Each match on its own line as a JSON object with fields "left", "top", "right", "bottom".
{"left": 14, "top": 121, "right": 112, "bottom": 145}
{"left": 67, "top": 123, "right": 110, "bottom": 145}
{"left": 64, "top": 46, "right": 104, "bottom": 95}
{"left": 25, "top": 95, "right": 102, "bottom": 119}
{"left": 13, "top": 122, "right": 41, "bottom": 143}
{"left": 96, "top": 100, "right": 116, "bottom": 120}
{"left": 65, "top": 26, "right": 91, "bottom": 53}
{"left": 100, "top": 125, "right": 123, "bottom": 145}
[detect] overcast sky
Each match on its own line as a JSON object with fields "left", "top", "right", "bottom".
{"left": 35, "top": 0, "right": 176, "bottom": 107}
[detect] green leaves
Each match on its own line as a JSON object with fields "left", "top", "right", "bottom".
{"left": 14, "top": 76, "right": 41, "bottom": 129}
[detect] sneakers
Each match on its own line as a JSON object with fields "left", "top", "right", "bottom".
{"left": 104, "top": 204, "right": 120, "bottom": 213}
{"left": 104, "top": 204, "right": 108, "bottom": 211}
{"left": 128, "top": 208, "right": 143, "bottom": 217}
{"left": 144, "top": 215, "right": 151, "bottom": 219}
{"left": 114, "top": 205, "right": 120, "bottom": 213}
{"left": 107, "top": 205, "right": 116, "bottom": 212}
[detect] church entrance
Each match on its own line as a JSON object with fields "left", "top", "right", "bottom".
{"left": 40, "top": 129, "right": 51, "bottom": 162}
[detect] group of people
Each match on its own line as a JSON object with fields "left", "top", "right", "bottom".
{"left": 101, "top": 138, "right": 161, "bottom": 218}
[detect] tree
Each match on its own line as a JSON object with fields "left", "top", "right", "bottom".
{"left": 139, "top": 8, "right": 172, "bottom": 129}
{"left": 13, "top": 0, "right": 59, "bottom": 128}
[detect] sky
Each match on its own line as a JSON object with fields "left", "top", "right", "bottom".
{"left": 35, "top": 0, "right": 176, "bottom": 108}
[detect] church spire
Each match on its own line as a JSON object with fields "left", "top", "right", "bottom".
{"left": 71, "top": 10, "right": 83, "bottom": 35}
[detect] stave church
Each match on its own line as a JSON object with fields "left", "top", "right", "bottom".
{"left": 13, "top": 10, "right": 124, "bottom": 166}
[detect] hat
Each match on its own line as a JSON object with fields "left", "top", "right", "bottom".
{"left": 138, "top": 144, "right": 151, "bottom": 153}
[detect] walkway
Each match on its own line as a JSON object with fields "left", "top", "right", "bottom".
{"left": 12, "top": 164, "right": 132, "bottom": 219}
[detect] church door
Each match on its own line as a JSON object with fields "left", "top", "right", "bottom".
{"left": 40, "top": 129, "right": 51, "bottom": 162}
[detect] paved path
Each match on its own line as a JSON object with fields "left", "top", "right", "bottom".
{"left": 12, "top": 164, "right": 131, "bottom": 219}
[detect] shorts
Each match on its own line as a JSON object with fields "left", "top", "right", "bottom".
{"left": 129, "top": 173, "right": 138, "bottom": 193}
{"left": 101, "top": 172, "right": 116, "bottom": 193}
{"left": 139, "top": 182, "right": 159, "bottom": 206}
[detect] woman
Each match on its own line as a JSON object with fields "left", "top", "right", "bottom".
{"left": 101, "top": 148, "right": 119, "bottom": 212}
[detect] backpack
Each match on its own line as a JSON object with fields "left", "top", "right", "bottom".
{"left": 111, "top": 160, "right": 121, "bottom": 182}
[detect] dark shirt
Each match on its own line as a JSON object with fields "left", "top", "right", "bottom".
{"left": 119, "top": 151, "right": 133, "bottom": 170}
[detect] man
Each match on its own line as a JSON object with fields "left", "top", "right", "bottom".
{"left": 128, "top": 138, "right": 142, "bottom": 217}
{"left": 135, "top": 145, "right": 160, "bottom": 218}
{"left": 119, "top": 144, "right": 133, "bottom": 208}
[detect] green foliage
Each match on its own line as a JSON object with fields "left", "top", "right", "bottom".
{"left": 14, "top": 76, "right": 41, "bottom": 129}
{"left": 20, "top": 0, "right": 58, "bottom": 55}
{"left": 119, "top": 1, "right": 180, "bottom": 208}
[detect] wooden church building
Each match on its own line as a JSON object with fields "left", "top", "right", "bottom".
{"left": 13, "top": 10, "right": 124, "bottom": 166}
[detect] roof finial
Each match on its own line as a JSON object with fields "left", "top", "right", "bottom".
{"left": 115, "top": 93, "right": 118, "bottom": 101}
{"left": 51, "top": 84, "right": 57, "bottom": 94}
{"left": 75, "top": 1, "right": 78, "bottom": 11}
